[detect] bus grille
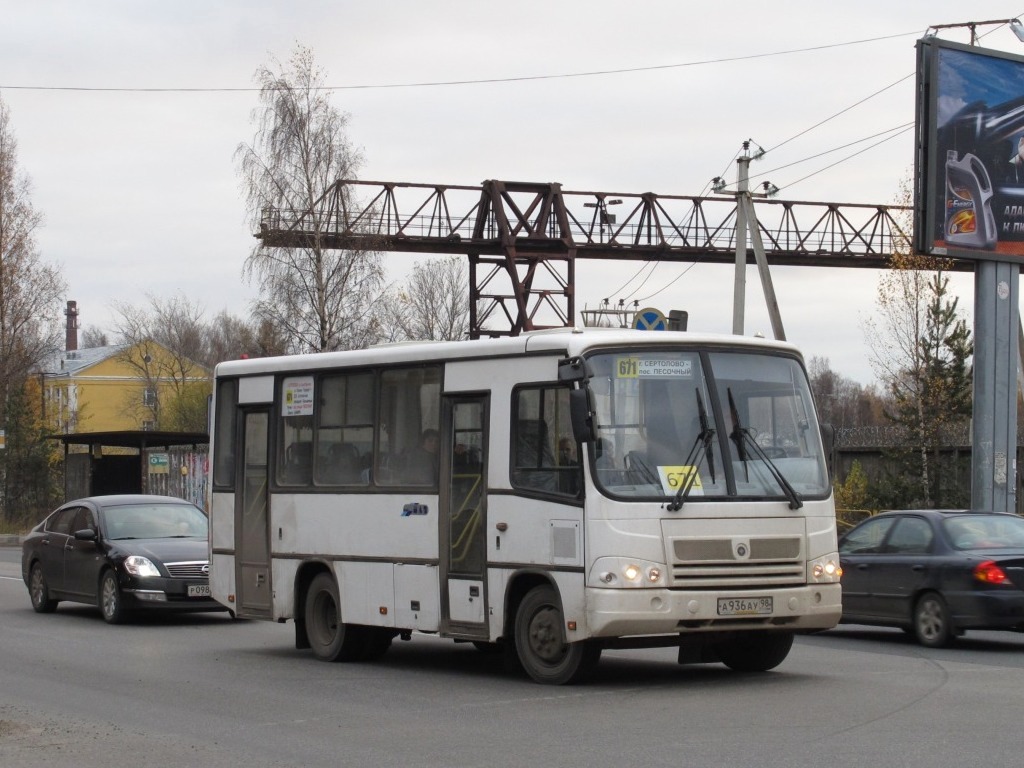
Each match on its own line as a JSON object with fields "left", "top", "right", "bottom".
{"left": 669, "top": 537, "right": 804, "bottom": 588}
{"left": 165, "top": 561, "right": 209, "bottom": 579}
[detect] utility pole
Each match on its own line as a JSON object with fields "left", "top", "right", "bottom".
{"left": 726, "top": 141, "right": 786, "bottom": 340}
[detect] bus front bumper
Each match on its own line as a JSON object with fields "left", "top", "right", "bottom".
{"left": 584, "top": 583, "right": 841, "bottom": 638}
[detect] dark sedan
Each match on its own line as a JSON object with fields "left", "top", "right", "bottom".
{"left": 838, "top": 509, "right": 1024, "bottom": 647}
{"left": 21, "top": 495, "right": 224, "bottom": 623}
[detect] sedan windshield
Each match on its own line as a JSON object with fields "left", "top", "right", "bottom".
{"left": 101, "top": 503, "right": 208, "bottom": 540}
{"left": 586, "top": 349, "right": 829, "bottom": 502}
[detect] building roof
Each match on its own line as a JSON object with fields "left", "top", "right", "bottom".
{"left": 49, "top": 430, "right": 209, "bottom": 449}
{"left": 39, "top": 344, "right": 128, "bottom": 376}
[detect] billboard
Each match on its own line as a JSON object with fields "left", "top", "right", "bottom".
{"left": 916, "top": 36, "right": 1024, "bottom": 260}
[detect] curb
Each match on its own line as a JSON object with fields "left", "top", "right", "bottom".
{"left": 0, "top": 535, "right": 22, "bottom": 548}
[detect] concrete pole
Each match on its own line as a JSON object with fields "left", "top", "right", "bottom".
{"left": 732, "top": 155, "right": 749, "bottom": 335}
{"left": 971, "top": 260, "right": 1019, "bottom": 512}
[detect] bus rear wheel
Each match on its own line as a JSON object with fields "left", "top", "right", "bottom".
{"left": 305, "top": 573, "right": 364, "bottom": 662}
{"left": 514, "top": 585, "right": 600, "bottom": 684}
{"left": 715, "top": 631, "right": 793, "bottom": 672}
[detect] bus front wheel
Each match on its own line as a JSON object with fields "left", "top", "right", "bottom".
{"left": 305, "top": 573, "right": 364, "bottom": 662}
{"left": 714, "top": 631, "right": 793, "bottom": 672}
{"left": 514, "top": 585, "right": 600, "bottom": 684}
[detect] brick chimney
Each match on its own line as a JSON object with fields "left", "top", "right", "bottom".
{"left": 65, "top": 300, "right": 79, "bottom": 352}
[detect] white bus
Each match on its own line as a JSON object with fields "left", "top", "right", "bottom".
{"left": 208, "top": 328, "right": 841, "bottom": 684}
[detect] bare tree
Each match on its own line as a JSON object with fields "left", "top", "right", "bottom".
{"left": 394, "top": 256, "right": 469, "bottom": 341}
{"left": 0, "top": 96, "right": 66, "bottom": 520}
{"left": 236, "top": 44, "right": 385, "bottom": 353}
{"left": 80, "top": 325, "right": 110, "bottom": 348}
{"left": 807, "top": 356, "right": 885, "bottom": 429}
{"left": 111, "top": 294, "right": 211, "bottom": 432}
{"left": 0, "top": 98, "right": 65, "bottom": 402}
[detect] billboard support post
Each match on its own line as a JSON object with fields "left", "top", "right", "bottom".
{"left": 971, "top": 261, "right": 1019, "bottom": 513}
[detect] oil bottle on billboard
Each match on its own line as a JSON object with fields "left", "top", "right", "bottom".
{"left": 944, "top": 150, "right": 997, "bottom": 250}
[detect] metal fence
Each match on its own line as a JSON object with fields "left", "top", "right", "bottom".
{"left": 144, "top": 447, "right": 208, "bottom": 509}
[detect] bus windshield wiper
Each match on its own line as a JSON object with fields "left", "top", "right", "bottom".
{"left": 666, "top": 389, "right": 716, "bottom": 512}
{"left": 727, "top": 388, "right": 803, "bottom": 510}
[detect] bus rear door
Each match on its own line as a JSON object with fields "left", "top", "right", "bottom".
{"left": 235, "top": 408, "right": 272, "bottom": 618}
{"left": 440, "top": 396, "right": 489, "bottom": 638}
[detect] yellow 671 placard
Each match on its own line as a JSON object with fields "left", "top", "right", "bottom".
{"left": 657, "top": 466, "right": 703, "bottom": 496}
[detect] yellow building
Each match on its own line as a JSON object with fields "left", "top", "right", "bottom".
{"left": 40, "top": 341, "right": 211, "bottom": 435}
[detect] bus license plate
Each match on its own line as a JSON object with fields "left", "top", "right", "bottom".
{"left": 188, "top": 584, "right": 211, "bottom": 598}
{"left": 717, "top": 597, "right": 773, "bottom": 616}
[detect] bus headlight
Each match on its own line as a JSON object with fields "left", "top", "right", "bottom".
{"left": 591, "top": 558, "right": 667, "bottom": 588}
{"left": 808, "top": 555, "right": 842, "bottom": 583}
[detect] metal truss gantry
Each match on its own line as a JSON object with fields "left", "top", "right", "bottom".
{"left": 257, "top": 179, "right": 925, "bottom": 338}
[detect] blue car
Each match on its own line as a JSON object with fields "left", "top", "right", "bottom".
{"left": 838, "top": 509, "right": 1024, "bottom": 647}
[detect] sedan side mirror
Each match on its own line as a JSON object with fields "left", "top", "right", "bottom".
{"left": 73, "top": 528, "right": 97, "bottom": 542}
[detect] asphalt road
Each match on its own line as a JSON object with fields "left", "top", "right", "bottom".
{"left": 2, "top": 545, "right": 1024, "bottom": 768}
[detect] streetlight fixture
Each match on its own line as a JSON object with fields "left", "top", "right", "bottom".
{"left": 584, "top": 197, "right": 622, "bottom": 242}
{"left": 926, "top": 18, "right": 1024, "bottom": 45}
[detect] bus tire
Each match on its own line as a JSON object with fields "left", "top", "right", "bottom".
{"left": 305, "top": 573, "right": 364, "bottom": 662}
{"left": 361, "top": 628, "right": 396, "bottom": 661}
{"left": 715, "top": 631, "right": 793, "bottom": 672}
{"left": 514, "top": 585, "right": 601, "bottom": 685}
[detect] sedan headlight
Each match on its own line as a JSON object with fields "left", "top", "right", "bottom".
{"left": 808, "top": 554, "right": 842, "bottom": 583}
{"left": 124, "top": 555, "right": 161, "bottom": 578}
{"left": 590, "top": 557, "right": 666, "bottom": 588}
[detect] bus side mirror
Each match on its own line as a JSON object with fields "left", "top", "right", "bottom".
{"left": 558, "top": 356, "right": 588, "bottom": 383}
{"left": 569, "top": 388, "right": 594, "bottom": 444}
{"left": 819, "top": 423, "right": 835, "bottom": 479}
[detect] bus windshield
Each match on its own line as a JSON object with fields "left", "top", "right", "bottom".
{"left": 585, "top": 349, "right": 829, "bottom": 502}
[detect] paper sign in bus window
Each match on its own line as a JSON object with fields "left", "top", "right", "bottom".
{"left": 658, "top": 465, "right": 702, "bottom": 496}
{"left": 282, "top": 376, "right": 315, "bottom": 417}
{"left": 616, "top": 357, "right": 693, "bottom": 379}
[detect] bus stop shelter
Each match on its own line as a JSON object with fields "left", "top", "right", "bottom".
{"left": 50, "top": 430, "right": 209, "bottom": 501}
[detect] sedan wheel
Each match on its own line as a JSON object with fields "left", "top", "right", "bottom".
{"left": 28, "top": 564, "right": 58, "bottom": 613}
{"left": 913, "top": 592, "right": 952, "bottom": 648}
{"left": 100, "top": 571, "right": 126, "bottom": 625}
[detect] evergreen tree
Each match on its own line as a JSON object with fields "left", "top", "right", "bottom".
{"left": 868, "top": 257, "right": 972, "bottom": 508}
{"left": 1, "top": 378, "right": 61, "bottom": 526}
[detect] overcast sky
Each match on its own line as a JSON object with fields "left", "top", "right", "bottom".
{"left": 4, "top": 1, "right": 1024, "bottom": 384}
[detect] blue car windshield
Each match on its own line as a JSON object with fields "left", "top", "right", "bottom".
{"left": 944, "top": 515, "right": 1024, "bottom": 550}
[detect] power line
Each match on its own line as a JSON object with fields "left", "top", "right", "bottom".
{"left": 745, "top": 122, "right": 914, "bottom": 186}
{"left": 0, "top": 31, "right": 920, "bottom": 94}
{"left": 635, "top": 262, "right": 699, "bottom": 304}
{"left": 765, "top": 73, "right": 914, "bottom": 156}
{"left": 775, "top": 127, "right": 911, "bottom": 192}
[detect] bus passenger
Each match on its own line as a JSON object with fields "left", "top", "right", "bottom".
{"left": 403, "top": 429, "right": 439, "bottom": 483}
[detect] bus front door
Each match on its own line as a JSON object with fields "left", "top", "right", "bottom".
{"left": 440, "top": 396, "right": 489, "bottom": 638}
{"left": 235, "top": 409, "right": 272, "bottom": 618}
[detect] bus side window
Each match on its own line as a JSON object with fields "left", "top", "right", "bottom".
{"left": 316, "top": 372, "right": 374, "bottom": 486}
{"left": 513, "top": 419, "right": 558, "bottom": 492}
{"left": 212, "top": 379, "right": 237, "bottom": 489}
{"left": 512, "top": 386, "right": 580, "bottom": 498}
{"left": 380, "top": 366, "right": 441, "bottom": 487}
{"left": 280, "top": 441, "right": 313, "bottom": 486}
